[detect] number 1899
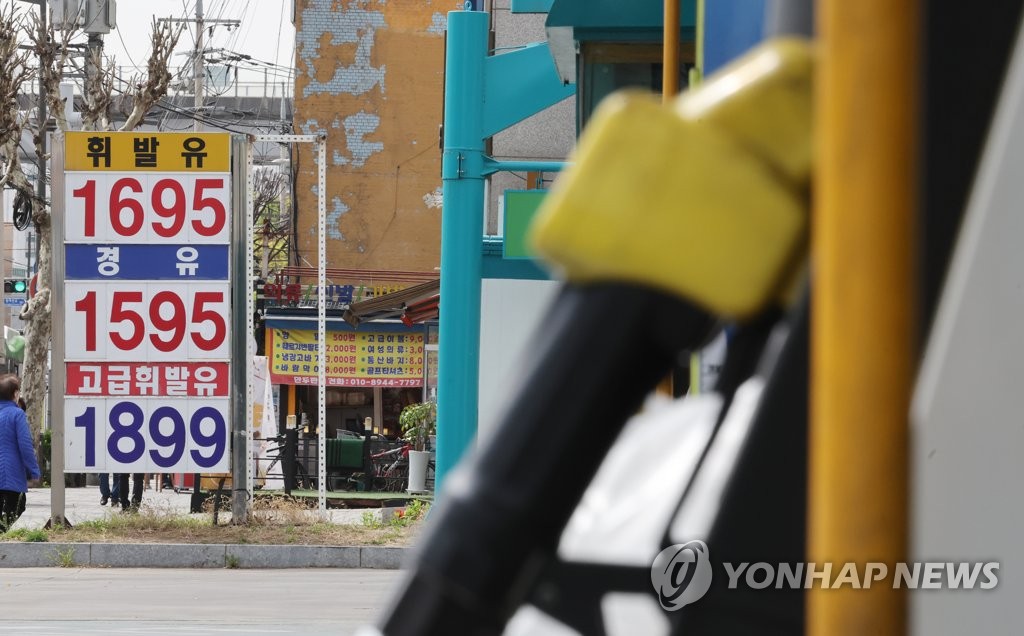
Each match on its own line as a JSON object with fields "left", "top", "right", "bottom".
{"left": 67, "top": 399, "right": 229, "bottom": 473}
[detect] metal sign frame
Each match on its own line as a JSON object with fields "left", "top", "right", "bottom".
{"left": 245, "top": 134, "right": 327, "bottom": 516}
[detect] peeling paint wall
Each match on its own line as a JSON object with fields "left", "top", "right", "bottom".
{"left": 294, "top": 0, "right": 449, "bottom": 271}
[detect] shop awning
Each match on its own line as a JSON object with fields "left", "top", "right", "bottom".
{"left": 342, "top": 279, "right": 440, "bottom": 327}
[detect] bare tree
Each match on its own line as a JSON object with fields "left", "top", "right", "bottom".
{"left": 11, "top": 9, "right": 78, "bottom": 461}
{"left": 0, "top": 7, "right": 54, "bottom": 459}
{"left": 3, "top": 9, "right": 181, "bottom": 457}
{"left": 252, "top": 167, "right": 290, "bottom": 278}
{"left": 0, "top": 7, "right": 35, "bottom": 196}
{"left": 120, "top": 20, "right": 179, "bottom": 132}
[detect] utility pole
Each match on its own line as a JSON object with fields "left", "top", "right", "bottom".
{"left": 85, "top": 32, "right": 103, "bottom": 102}
{"left": 194, "top": 0, "right": 203, "bottom": 133}
{"left": 34, "top": 0, "right": 46, "bottom": 279}
{"left": 160, "top": 1, "right": 239, "bottom": 132}
{"left": 271, "top": 81, "right": 289, "bottom": 277}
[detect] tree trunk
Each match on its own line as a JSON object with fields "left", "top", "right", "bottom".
{"left": 20, "top": 203, "right": 51, "bottom": 462}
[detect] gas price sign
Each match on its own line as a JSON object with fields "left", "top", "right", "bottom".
{"left": 62, "top": 132, "right": 232, "bottom": 473}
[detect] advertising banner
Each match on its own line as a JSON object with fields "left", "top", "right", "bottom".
{"left": 268, "top": 328, "right": 424, "bottom": 387}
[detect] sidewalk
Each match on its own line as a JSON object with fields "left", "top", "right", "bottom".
{"left": 0, "top": 486, "right": 408, "bottom": 569}
{"left": 17, "top": 485, "right": 374, "bottom": 527}
{"left": 18, "top": 484, "right": 192, "bottom": 529}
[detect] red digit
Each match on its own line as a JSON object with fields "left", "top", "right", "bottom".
{"left": 149, "top": 291, "right": 187, "bottom": 352}
{"left": 192, "top": 179, "right": 226, "bottom": 237}
{"left": 109, "top": 178, "right": 145, "bottom": 237}
{"left": 71, "top": 180, "right": 96, "bottom": 237}
{"left": 151, "top": 179, "right": 187, "bottom": 238}
{"left": 109, "top": 291, "right": 145, "bottom": 351}
{"left": 191, "top": 292, "right": 227, "bottom": 351}
{"left": 73, "top": 291, "right": 97, "bottom": 352}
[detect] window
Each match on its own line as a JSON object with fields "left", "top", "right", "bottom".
{"left": 578, "top": 42, "right": 696, "bottom": 130}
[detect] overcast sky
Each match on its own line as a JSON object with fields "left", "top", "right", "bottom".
{"left": 96, "top": 0, "right": 295, "bottom": 88}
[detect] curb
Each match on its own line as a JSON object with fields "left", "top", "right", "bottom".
{"left": 0, "top": 543, "right": 408, "bottom": 569}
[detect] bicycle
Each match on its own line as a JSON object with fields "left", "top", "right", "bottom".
{"left": 370, "top": 443, "right": 437, "bottom": 492}
{"left": 257, "top": 434, "right": 316, "bottom": 491}
{"left": 371, "top": 443, "right": 411, "bottom": 492}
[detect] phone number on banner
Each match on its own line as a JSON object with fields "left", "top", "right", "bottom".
{"left": 284, "top": 376, "right": 423, "bottom": 388}
{"left": 65, "top": 398, "right": 229, "bottom": 473}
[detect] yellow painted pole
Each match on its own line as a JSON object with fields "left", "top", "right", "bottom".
{"left": 663, "top": 0, "right": 680, "bottom": 101}
{"left": 810, "top": 0, "right": 918, "bottom": 634}
{"left": 686, "top": 0, "right": 704, "bottom": 393}
{"left": 656, "top": 0, "right": 681, "bottom": 397}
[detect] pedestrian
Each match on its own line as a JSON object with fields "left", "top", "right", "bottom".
{"left": 0, "top": 374, "right": 40, "bottom": 532}
{"left": 99, "top": 473, "right": 120, "bottom": 507}
{"left": 154, "top": 473, "right": 173, "bottom": 493}
{"left": 116, "top": 473, "right": 144, "bottom": 512}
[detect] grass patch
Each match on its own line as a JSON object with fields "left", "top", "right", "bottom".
{"left": 1, "top": 496, "right": 423, "bottom": 547}
{"left": 53, "top": 546, "right": 77, "bottom": 568}
{"left": 4, "top": 528, "right": 49, "bottom": 542}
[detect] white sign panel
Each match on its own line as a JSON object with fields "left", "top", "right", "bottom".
{"left": 62, "top": 132, "right": 232, "bottom": 473}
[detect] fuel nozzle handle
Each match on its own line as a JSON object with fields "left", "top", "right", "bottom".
{"left": 378, "top": 283, "right": 717, "bottom": 636}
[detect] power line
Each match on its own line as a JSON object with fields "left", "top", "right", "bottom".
{"left": 114, "top": 25, "right": 138, "bottom": 69}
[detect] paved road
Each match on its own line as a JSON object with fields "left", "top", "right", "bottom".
{"left": 0, "top": 567, "right": 399, "bottom": 635}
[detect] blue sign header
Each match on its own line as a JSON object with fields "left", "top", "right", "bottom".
{"left": 65, "top": 244, "right": 229, "bottom": 280}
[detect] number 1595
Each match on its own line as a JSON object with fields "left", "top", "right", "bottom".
{"left": 67, "top": 284, "right": 228, "bottom": 360}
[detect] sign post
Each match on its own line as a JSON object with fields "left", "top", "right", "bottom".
{"left": 58, "top": 132, "right": 233, "bottom": 505}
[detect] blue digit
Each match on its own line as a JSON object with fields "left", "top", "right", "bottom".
{"left": 190, "top": 407, "right": 226, "bottom": 468}
{"left": 73, "top": 407, "right": 96, "bottom": 467}
{"left": 149, "top": 406, "right": 186, "bottom": 468}
{"left": 108, "top": 402, "right": 145, "bottom": 464}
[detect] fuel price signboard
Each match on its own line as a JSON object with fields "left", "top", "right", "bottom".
{"left": 62, "top": 132, "right": 232, "bottom": 473}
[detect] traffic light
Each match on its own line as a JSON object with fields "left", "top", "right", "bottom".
{"left": 4, "top": 279, "right": 27, "bottom": 294}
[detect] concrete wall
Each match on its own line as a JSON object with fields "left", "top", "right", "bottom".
{"left": 293, "top": 0, "right": 452, "bottom": 272}
{"left": 293, "top": 1, "right": 574, "bottom": 259}
{"left": 478, "top": 278, "right": 560, "bottom": 442}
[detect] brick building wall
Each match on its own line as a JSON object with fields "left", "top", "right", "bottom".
{"left": 293, "top": 0, "right": 453, "bottom": 272}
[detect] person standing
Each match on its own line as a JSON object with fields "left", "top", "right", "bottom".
{"left": 0, "top": 375, "right": 40, "bottom": 532}
{"left": 99, "top": 473, "right": 120, "bottom": 507}
{"left": 116, "top": 473, "right": 144, "bottom": 512}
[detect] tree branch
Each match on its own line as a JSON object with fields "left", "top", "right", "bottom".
{"left": 120, "top": 19, "right": 182, "bottom": 131}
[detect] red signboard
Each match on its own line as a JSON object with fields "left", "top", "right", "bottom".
{"left": 66, "top": 362, "right": 230, "bottom": 397}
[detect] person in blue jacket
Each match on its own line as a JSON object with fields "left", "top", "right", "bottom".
{"left": 0, "top": 374, "right": 40, "bottom": 532}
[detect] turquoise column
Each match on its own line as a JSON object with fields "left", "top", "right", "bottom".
{"left": 436, "top": 10, "right": 489, "bottom": 493}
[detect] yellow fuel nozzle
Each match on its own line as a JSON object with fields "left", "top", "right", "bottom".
{"left": 529, "top": 38, "right": 813, "bottom": 320}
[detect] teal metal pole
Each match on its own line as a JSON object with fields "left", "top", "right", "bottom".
{"left": 482, "top": 157, "right": 568, "bottom": 175}
{"left": 436, "top": 10, "right": 489, "bottom": 494}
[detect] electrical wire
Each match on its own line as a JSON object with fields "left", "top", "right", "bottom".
{"left": 106, "top": 81, "right": 250, "bottom": 133}
{"left": 114, "top": 23, "right": 139, "bottom": 69}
